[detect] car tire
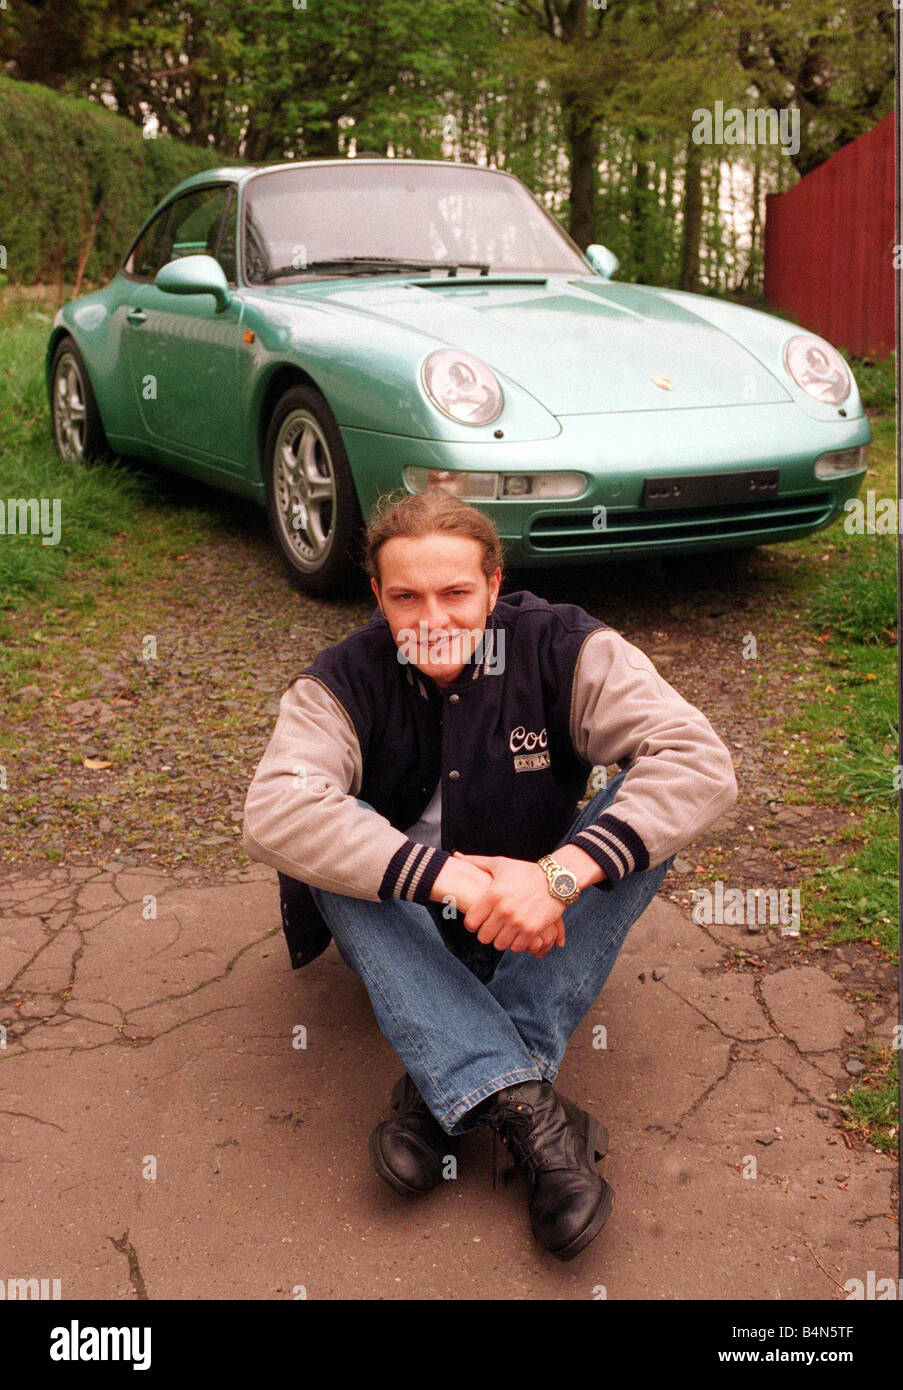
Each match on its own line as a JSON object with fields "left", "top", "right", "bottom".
{"left": 264, "top": 384, "right": 365, "bottom": 596}
{"left": 50, "top": 337, "right": 110, "bottom": 463}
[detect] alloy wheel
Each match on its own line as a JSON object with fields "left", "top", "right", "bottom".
{"left": 272, "top": 408, "right": 338, "bottom": 569}
{"left": 53, "top": 352, "right": 88, "bottom": 460}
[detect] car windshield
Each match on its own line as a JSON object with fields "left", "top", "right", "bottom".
{"left": 241, "top": 163, "right": 588, "bottom": 284}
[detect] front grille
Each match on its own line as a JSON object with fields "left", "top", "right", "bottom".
{"left": 528, "top": 491, "right": 836, "bottom": 551}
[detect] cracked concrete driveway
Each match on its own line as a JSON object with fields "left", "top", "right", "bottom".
{"left": 0, "top": 858, "right": 895, "bottom": 1300}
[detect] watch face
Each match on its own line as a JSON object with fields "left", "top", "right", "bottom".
{"left": 552, "top": 870, "right": 578, "bottom": 899}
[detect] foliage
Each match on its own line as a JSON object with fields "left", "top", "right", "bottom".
{"left": 0, "top": 75, "right": 226, "bottom": 285}
{"left": 807, "top": 532, "right": 897, "bottom": 646}
{"left": 0, "top": 0, "right": 894, "bottom": 291}
{"left": 848, "top": 352, "right": 897, "bottom": 414}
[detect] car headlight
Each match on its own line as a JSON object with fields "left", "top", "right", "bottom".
{"left": 421, "top": 349, "right": 504, "bottom": 425}
{"left": 814, "top": 445, "right": 869, "bottom": 479}
{"left": 405, "top": 468, "right": 586, "bottom": 500}
{"left": 783, "top": 333, "right": 851, "bottom": 405}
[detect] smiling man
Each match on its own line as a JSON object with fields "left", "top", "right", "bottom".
{"left": 242, "top": 489, "right": 738, "bottom": 1261}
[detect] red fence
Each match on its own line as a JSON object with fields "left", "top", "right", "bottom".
{"left": 764, "top": 111, "right": 895, "bottom": 359}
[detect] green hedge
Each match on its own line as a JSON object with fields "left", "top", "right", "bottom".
{"left": 0, "top": 77, "right": 238, "bottom": 286}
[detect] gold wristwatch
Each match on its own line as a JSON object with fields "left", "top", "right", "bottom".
{"left": 537, "top": 855, "right": 581, "bottom": 906}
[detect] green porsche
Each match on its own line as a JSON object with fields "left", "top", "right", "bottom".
{"left": 47, "top": 158, "right": 870, "bottom": 594}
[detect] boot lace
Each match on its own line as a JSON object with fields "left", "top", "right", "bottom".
{"left": 488, "top": 1101, "right": 546, "bottom": 1189}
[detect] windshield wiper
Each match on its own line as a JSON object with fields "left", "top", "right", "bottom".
{"left": 260, "top": 256, "right": 491, "bottom": 282}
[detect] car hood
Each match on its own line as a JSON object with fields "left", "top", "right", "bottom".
{"left": 274, "top": 275, "right": 792, "bottom": 414}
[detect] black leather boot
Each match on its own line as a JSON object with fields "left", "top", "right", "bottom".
{"left": 368, "top": 1072, "right": 461, "bottom": 1197}
{"left": 478, "top": 1079, "right": 613, "bottom": 1260}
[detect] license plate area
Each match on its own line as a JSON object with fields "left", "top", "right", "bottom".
{"left": 643, "top": 469, "right": 780, "bottom": 510}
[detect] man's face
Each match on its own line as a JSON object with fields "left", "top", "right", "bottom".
{"left": 372, "top": 534, "right": 501, "bottom": 688}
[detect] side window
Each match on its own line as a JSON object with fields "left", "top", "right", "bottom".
{"left": 124, "top": 186, "right": 233, "bottom": 281}
{"left": 125, "top": 206, "right": 172, "bottom": 279}
{"left": 167, "top": 186, "right": 231, "bottom": 262}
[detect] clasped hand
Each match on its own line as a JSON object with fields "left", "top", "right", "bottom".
{"left": 453, "top": 851, "right": 566, "bottom": 958}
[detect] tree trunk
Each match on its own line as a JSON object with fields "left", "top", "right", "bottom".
{"left": 630, "top": 127, "right": 652, "bottom": 278}
{"left": 662, "top": 147, "right": 674, "bottom": 282}
{"left": 566, "top": 108, "right": 597, "bottom": 249}
{"left": 305, "top": 119, "right": 341, "bottom": 159}
{"left": 680, "top": 127, "right": 703, "bottom": 292}
{"left": 73, "top": 170, "right": 104, "bottom": 300}
{"left": 740, "top": 152, "right": 762, "bottom": 294}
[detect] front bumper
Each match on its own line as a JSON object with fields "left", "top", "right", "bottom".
{"left": 340, "top": 402, "right": 871, "bottom": 566}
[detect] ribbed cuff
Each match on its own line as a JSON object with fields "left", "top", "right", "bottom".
{"left": 567, "top": 813, "right": 649, "bottom": 887}
{"left": 379, "top": 840, "right": 451, "bottom": 905}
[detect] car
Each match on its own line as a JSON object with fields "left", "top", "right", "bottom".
{"left": 47, "top": 157, "right": 871, "bottom": 594}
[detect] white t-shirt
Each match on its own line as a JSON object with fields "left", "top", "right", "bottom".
{"left": 404, "top": 782, "right": 442, "bottom": 848}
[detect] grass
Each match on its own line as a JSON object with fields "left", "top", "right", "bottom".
{"left": 781, "top": 413, "right": 898, "bottom": 958}
{"left": 0, "top": 298, "right": 141, "bottom": 603}
{"left": 806, "top": 812, "right": 897, "bottom": 954}
{"left": 807, "top": 534, "right": 897, "bottom": 648}
{"left": 847, "top": 351, "right": 897, "bottom": 415}
{"left": 0, "top": 292, "right": 231, "bottom": 689}
{"left": 838, "top": 1046, "right": 899, "bottom": 1156}
{"left": 775, "top": 404, "right": 897, "bottom": 1147}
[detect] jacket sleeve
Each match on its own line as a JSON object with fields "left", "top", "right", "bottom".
{"left": 242, "top": 675, "right": 450, "bottom": 904}
{"left": 565, "top": 628, "right": 738, "bottom": 886}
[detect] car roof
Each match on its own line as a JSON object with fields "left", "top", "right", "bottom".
{"left": 165, "top": 158, "right": 519, "bottom": 200}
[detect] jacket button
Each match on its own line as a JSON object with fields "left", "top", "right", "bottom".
{"left": 449, "top": 693, "right": 460, "bottom": 704}
{"left": 449, "top": 770, "right": 460, "bottom": 781}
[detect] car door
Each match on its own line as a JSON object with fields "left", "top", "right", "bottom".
{"left": 121, "top": 185, "right": 246, "bottom": 470}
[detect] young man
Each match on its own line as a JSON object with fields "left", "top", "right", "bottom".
{"left": 242, "top": 490, "right": 738, "bottom": 1262}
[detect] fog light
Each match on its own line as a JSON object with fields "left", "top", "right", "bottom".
{"left": 500, "top": 472, "right": 586, "bottom": 498}
{"left": 405, "top": 468, "right": 587, "bottom": 500}
{"left": 405, "top": 467, "right": 499, "bottom": 498}
{"left": 815, "top": 445, "right": 869, "bottom": 479}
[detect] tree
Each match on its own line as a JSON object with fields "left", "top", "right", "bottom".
{"left": 733, "top": 0, "right": 894, "bottom": 176}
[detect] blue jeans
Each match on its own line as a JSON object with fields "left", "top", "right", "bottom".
{"left": 309, "top": 769, "right": 673, "bottom": 1136}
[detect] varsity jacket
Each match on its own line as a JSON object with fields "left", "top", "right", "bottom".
{"left": 242, "top": 589, "right": 738, "bottom": 968}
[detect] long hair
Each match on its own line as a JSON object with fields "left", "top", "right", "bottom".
{"left": 363, "top": 489, "right": 504, "bottom": 586}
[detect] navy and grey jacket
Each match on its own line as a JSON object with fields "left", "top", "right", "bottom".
{"left": 242, "top": 589, "right": 738, "bottom": 968}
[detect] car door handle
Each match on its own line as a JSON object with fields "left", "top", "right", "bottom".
{"left": 125, "top": 307, "right": 147, "bottom": 326}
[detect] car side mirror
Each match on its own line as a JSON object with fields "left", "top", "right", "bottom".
{"left": 585, "top": 244, "right": 619, "bottom": 280}
{"left": 155, "top": 254, "right": 232, "bottom": 312}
